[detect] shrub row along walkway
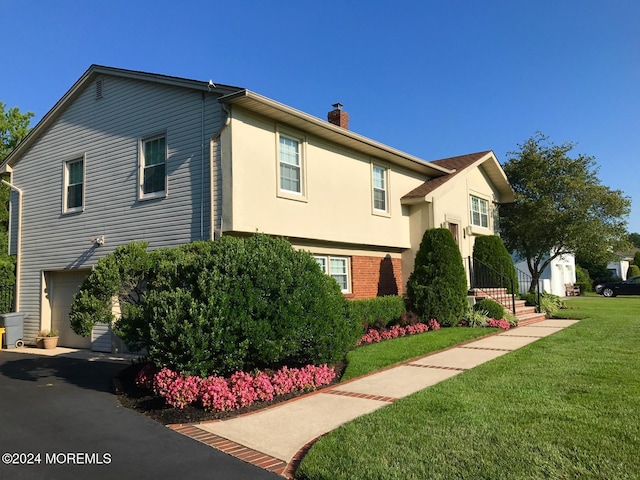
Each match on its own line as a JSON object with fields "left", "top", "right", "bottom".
{"left": 170, "top": 319, "right": 578, "bottom": 478}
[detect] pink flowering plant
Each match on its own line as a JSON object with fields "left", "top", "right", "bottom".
{"left": 136, "top": 363, "right": 336, "bottom": 412}
{"left": 357, "top": 319, "right": 440, "bottom": 346}
{"left": 487, "top": 318, "right": 511, "bottom": 330}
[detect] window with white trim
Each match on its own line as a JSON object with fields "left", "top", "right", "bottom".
{"left": 314, "top": 255, "right": 350, "bottom": 293}
{"left": 279, "top": 134, "right": 302, "bottom": 194}
{"left": 140, "top": 135, "right": 166, "bottom": 199}
{"left": 470, "top": 195, "right": 489, "bottom": 228}
{"left": 63, "top": 157, "right": 84, "bottom": 213}
{"left": 372, "top": 164, "right": 388, "bottom": 213}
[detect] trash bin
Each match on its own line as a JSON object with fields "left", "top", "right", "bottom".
{"left": 0, "top": 312, "right": 25, "bottom": 348}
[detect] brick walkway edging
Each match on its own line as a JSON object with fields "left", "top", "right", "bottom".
{"left": 169, "top": 315, "right": 551, "bottom": 478}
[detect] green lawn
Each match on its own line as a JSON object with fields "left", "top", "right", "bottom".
{"left": 342, "top": 327, "right": 500, "bottom": 381}
{"left": 297, "top": 296, "right": 640, "bottom": 479}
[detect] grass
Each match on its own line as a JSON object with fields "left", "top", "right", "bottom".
{"left": 297, "top": 296, "right": 640, "bottom": 479}
{"left": 342, "top": 327, "right": 500, "bottom": 381}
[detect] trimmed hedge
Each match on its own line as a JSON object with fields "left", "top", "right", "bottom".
{"left": 71, "top": 235, "right": 362, "bottom": 377}
{"left": 346, "top": 296, "right": 406, "bottom": 331}
{"left": 407, "top": 228, "right": 468, "bottom": 327}
{"left": 472, "top": 235, "right": 519, "bottom": 294}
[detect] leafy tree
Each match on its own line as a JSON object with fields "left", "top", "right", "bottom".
{"left": 500, "top": 133, "right": 631, "bottom": 291}
{"left": 575, "top": 264, "right": 593, "bottom": 293}
{"left": 629, "top": 233, "right": 640, "bottom": 249}
{"left": 1, "top": 102, "right": 33, "bottom": 161}
{"left": 0, "top": 102, "right": 33, "bottom": 285}
{"left": 576, "top": 257, "right": 616, "bottom": 286}
{"left": 633, "top": 250, "right": 640, "bottom": 267}
{"left": 407, "top": 228, "right": 468, "bottom": 327}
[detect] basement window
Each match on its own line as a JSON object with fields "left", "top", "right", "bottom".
{"left": 314, "top": 255, "right": 351, "bottom": 293}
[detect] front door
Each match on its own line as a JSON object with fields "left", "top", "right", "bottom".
{"left": 448, "top": 222, "right": 459, "bottom": 244}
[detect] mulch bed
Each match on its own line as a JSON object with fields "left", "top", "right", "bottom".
{"left": 113, "top": 362, "right": 346, "bottom": 425}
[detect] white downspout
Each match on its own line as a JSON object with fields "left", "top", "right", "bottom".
{"left": 1, "top": 179, "right": 22, "bottom": 311}
{"left": 210, "top": 103, "right": 231, "bottom": 239}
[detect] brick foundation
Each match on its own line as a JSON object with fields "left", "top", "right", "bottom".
{"left": 349, "top": 255, "right": 403, "bottom": 299}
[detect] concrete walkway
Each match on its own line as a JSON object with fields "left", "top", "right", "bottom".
{"left": 170, "top": 319, "right": 579, "bottom": 478}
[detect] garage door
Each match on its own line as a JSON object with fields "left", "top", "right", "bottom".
{"left": 48, "top": 270, "right": 91, "bottom": 349}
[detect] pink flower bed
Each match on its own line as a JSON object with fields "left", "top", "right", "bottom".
{"left": 358, "top": 319, "right": 441, "bottom": 346}
{"left": 487, "top": 318, "right": 511, "bottom": 330}
{"left": 136, "top": 363, "right": 336, "bottom": 411}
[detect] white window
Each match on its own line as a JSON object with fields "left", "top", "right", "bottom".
{"left": 314, "top": 255, "right": 350, "bottom": 293}
{"left": 140, "top": 135, "right": 166, "bottom": 199}
{"left": 372, "top": 164, "right": 388, "bottom": 213}
{"left": 63, "top": 157, "right": 84, "bottom": 213}
{"left": 279, "top": 134, "right": 302, "bottom": 194}
{"left": 470, "top": 195, "right": 489, "bottom": 228}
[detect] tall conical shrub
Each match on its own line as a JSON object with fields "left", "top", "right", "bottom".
{"left": 407, "top": 228, "right": 468, "bottom": 327}
{"left": 472, "top": 235, "right": 519, "bottom": 294}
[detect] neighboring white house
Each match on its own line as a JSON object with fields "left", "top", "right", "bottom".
{"left": 606, "top": 256, "right": 631, "bottom": 280}
{"left": 514, "top": 252, "right": 577, "bottom": 297}
{"left": 1, "top": 65, "right": 515, "bottom": 351}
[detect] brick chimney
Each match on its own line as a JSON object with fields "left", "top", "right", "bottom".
{"left": 327, "top": 103, "right": 349, "bottom": 129}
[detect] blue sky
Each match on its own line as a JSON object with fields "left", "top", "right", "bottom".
{"left": 2, "top": 0, "right": 638, "bottom": 232}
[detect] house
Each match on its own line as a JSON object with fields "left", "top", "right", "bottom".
{"left": 1, "top": 65, "right": 514, "bottom": 352}
{"left": 606, "top": 253, "right": 633, "bottom": 280}
{"left": 513, "top": 251, "right": 577, "bottom": 297}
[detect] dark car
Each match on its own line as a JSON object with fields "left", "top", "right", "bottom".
{"left": 595, "top": 276, "right": 640, "bottom": 297}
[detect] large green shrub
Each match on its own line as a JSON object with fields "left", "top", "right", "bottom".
{"left": 575, "top": 264, "right": 592, "bottom": 294}
{"left": 71, "top": 235, "right": 361, "bottom": 377}
{"left": 473, "top": 298, "right": 505, "bottom": 320}
{"left": 472, "top": 235, "right": 519, "bottom": 294}
{"left": 520, "top": 292, "right": 565, "bottom": 316}
{"left": 627, "top": 264, "right": 640, "bottom": 278}
{"left": 346, "top": 296, "right": 406, "bottom": 331}
{"left": 406, "top": 228, "right": 468, "bottom": 327}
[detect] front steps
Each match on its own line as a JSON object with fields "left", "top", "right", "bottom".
{"left": 470, "top": 288, "right": 546, "bottom": 326}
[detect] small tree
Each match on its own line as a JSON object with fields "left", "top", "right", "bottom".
{"left": 407, "top": 228, "right": 468, "bottom": 327}
{"left": 472, "top": 235, "right": 519, "bottom": 294}
{"left": 500, "top": 133, "right": 631, "bottom": 292}
{"left": 575, "top": 264, "right": 592, "bottom": 294}
{"left": 69, "top": 241, "right": 151, "bottom": 337}
{"left": 633, "top": 251, "right": 640, "bottom": 268}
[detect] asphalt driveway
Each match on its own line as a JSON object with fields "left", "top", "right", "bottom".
{"left": 0, "top": 351, "right": 280, "bottom": 480}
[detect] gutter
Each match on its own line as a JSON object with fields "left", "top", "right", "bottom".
{"left": 1, "top": 179, "right": 22, "bottom": 311}
{"left": 218, "top": 89, "right": 454, "bottom": 177}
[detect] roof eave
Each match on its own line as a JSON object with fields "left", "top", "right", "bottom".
{"left": 219, "top": 90, "right": 454, "bottom": 177}
{"left": 1, "top": 65, "right": 243, "bottom": 169}
{"left": 478, "top": 153, "right": 515, "bottom": 203}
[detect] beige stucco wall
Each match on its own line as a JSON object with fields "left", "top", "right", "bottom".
{"left": 222, "top": 108, "right": 426, "bottom": 249}
{"left": 402, "top": 162, "right": 502, "bottom": 288}
{"left": 222, "top": 107, "right": 508, "bottom": 293}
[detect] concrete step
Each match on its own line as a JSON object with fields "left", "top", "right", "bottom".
{"left": 514, "top": 305, "right": 537, "bottom": 315}
{"left": 515, "top": 312, "right": 547, "bottom": 326}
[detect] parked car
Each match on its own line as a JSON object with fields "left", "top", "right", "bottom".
{"left": 595, "top": 276, "right": 640, "bottom": 297}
